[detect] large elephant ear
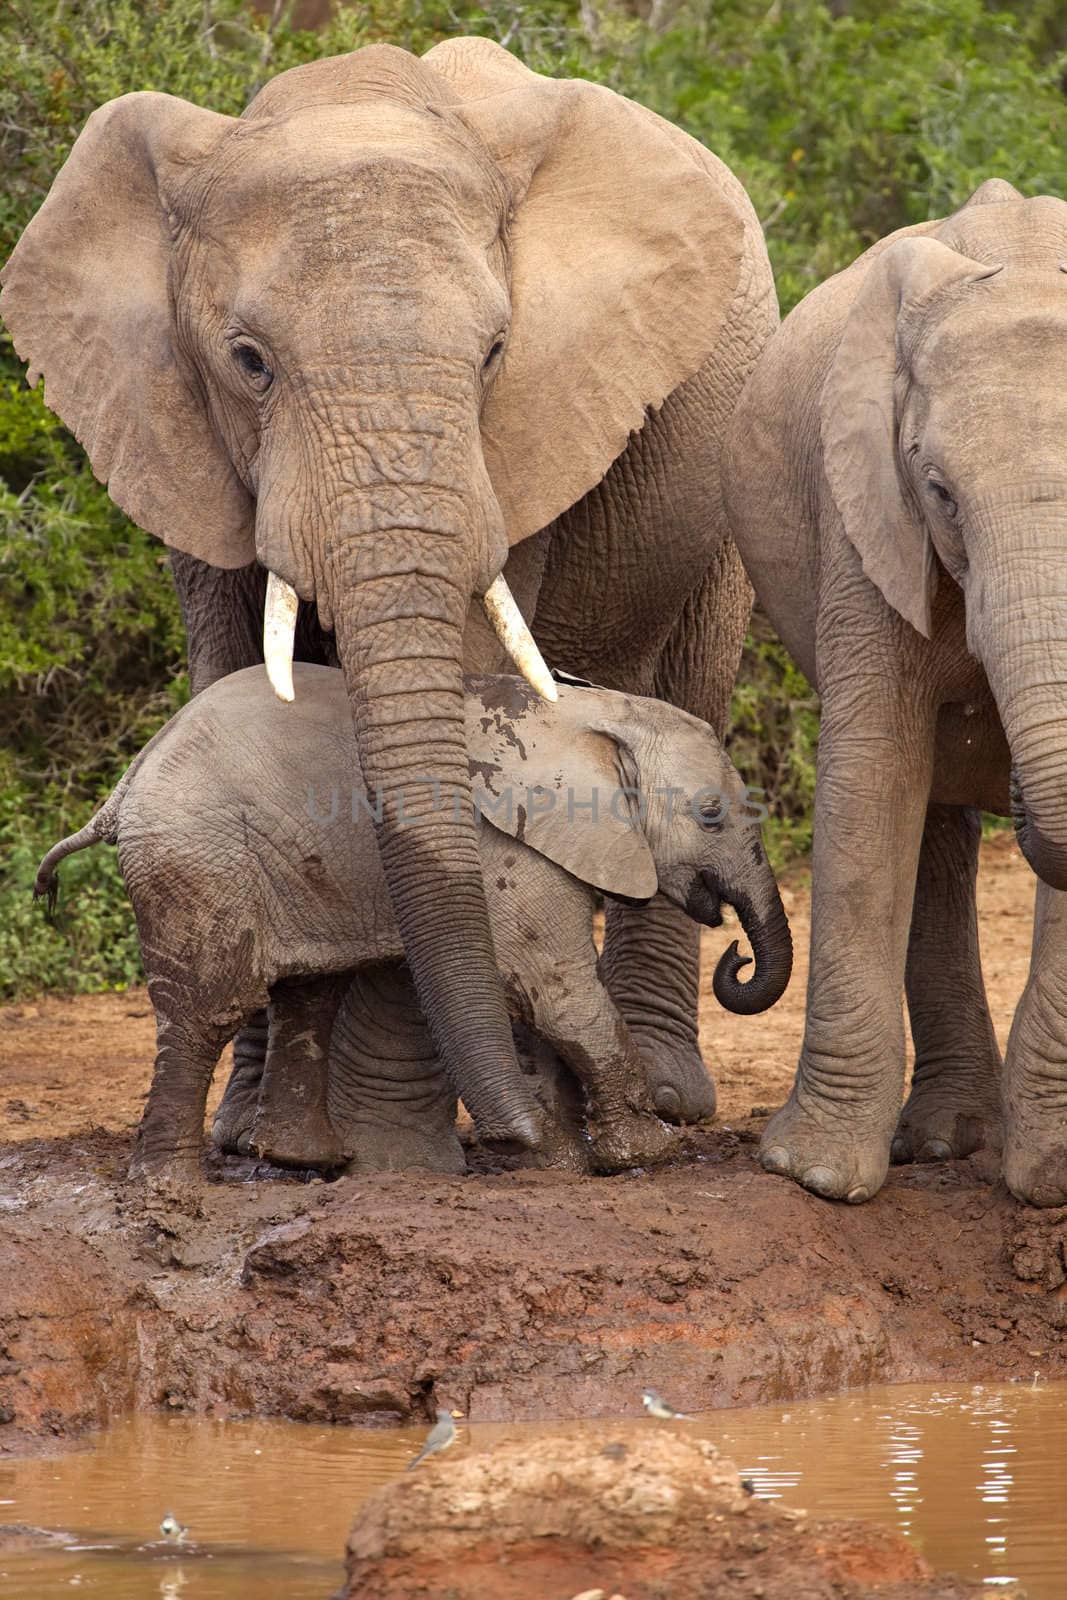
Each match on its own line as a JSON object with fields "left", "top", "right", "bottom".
{"left": 0, "top": 92, "right": 254, "bottom": 566}
{"left": 464, "top": 678, "right": 658, "bottom": 900}
{"left": 820, "top": 235, "right": 1000, "bottom": 637}
{"left": 424, "top": 37, "right": 745, "bottom": 544}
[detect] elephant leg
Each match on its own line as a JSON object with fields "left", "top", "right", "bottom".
{"left": 894, "top": 805, "right": 1003, "bottom": 1163}
{"left": 245, "top": 977, "right": 348, "bottom": 1170}
{"left": 509, "top": 1020, "right": 592, "bottom": 1174}
{"left": 131, "top": 991, "right": 240, "bottom": 1183}
{"left": 211, "top": 1009, "right": 270, "bottom": 1156}
{"left": 172, "top": 551, "right": 339, "bottom": 1150}
{"left": 598, "top": 542, "right": 752, "bottom": 1122}
{"left": 328, "top": 963, "right": 466, "bottom": 1175}
{"left": 760, "top": 667, "right": 937, "bottom": 1203}
{"left": 599, "top": 897, "right": 714, "bottom": 1122}
{"left": 1003, "top": 879, "right": 1067, "bottom": 1205}
{"left": 522, "top": 957, "right": 677, "bottom": 1175}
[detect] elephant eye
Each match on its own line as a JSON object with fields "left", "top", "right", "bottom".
{"left": 698, "top": 796, "right": 726, "bottom": 831}
{"left": 483, "top": 337, "right": 505, "bottom": 374}
{"left": 926, "top": 477, "right": 957, "bottom": 516}
{"left": 232, "top": 342, "right": 274, "bottom": 388}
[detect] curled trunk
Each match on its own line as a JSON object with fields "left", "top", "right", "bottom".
{"left": 712, "top": 879, "right": 794, "bottom": 1016}
{"left": 688, "top": 861, "right": 793, "bottom": 1015}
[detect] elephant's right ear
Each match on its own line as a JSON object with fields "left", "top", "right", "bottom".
{"left": 820, "top": 235, "right": 1000, "bottom": 637}
{"left": 0, "top": 92, "right": 254, "bottom": 566}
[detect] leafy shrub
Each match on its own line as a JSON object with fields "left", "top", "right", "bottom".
{"left": 0, "top": 0, "right": 1061, "bottom": 994}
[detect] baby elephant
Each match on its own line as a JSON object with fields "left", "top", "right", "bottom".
{"left": 36, "top": 666, "right": 792, "bottom": 1182}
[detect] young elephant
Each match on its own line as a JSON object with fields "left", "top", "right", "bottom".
{"left": 36, "top": 666, "right": 791, "bottom": 1181}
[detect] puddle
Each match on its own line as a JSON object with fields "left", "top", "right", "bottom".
{"left": 1, "top": 1381, "right": 1066, "bottom": 1596}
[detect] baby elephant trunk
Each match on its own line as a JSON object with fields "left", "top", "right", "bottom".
{"left": 706, "top": 863, "right": 793, "bottom": 1016}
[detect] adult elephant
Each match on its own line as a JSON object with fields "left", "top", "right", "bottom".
{"left": 724, "top": 179, "right": 1067, "bottom": 1207}
{"left": 1, "top": 38, "right": 774, "bottom": 1150}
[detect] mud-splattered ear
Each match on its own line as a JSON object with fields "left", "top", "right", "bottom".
{"left": 424, "top": 37, "right": 744, "bottom": 545}
{"left": 0, "top": 92, "right": 254, "bottom": 566}
{"left": 820, "top": 235, "right": 1001, "bottom": 637}
{"left": 465, "top": 679, "right": 658, "bottom": 900}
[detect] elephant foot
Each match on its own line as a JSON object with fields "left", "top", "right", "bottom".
{"left": 759, "top": 1092, "right": 891, "bottom": 1204}
{"left": 589, "top": 1110, "right": 678, "bottom": 1174}
{"left": 248, "top": 1108, "right": 345, "bottom": 1172}
{"left": 211, "top": 1012, "right": 269, "bottom": 1155}
{"left": 630, "top": 1027, "right": 717, "bottom": 1124}
{"left": 127, "top": 1146, "right": 203, "bottom": 1204}
{"left": 509, "top": 1024, "right": 594, "bottom": 1173}
{"left": 891, "top": 1077, "right": 1002, "bottom": 1165}
{"left": 345, "top": 1121, "right": 468, "bottom": 1176}
{"left": 1003, "top": 1113, "right": 1067, "bottom": 1207}
{"left": 211, "top": 1103, "right": 256, "bottom": 1157}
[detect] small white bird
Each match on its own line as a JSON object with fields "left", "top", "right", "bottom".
{"left": 407, "top": 1408, "right": 459, "bottom": 1470}
{"left": 641, "top": 1387, "right": 692, "bottom": 1420}
{"left": 159, "top": 1512, "right": 188, "bottom": 1543}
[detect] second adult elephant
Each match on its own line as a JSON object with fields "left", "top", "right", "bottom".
{"left": 725, "top": 178, "right": 1067, "bottom": 1207}
{"left": 1, "top": 38, "right": 775, "bottom": 1151}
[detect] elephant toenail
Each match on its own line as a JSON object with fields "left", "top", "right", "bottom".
{"left": 801, "top": 1165, "right": 840, "bottom": 1197}
{"left": 761, "top": 1145, "right": 791, "bottom": 1175}
{"left": 918, "top": 1138, "right": 952, "bottom": 1163}
{"left": 846, "top": 1185, "right": 870, "bottom": 1204}
{"left": 890, "top": 1137, "right": 909, "bottom": 1164}
{"left": 654, "top": 1086, "right": 682, "bottom": 1120}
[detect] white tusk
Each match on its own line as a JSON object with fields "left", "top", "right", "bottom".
{"left": 482, "top": 575, "right": 558, "bottom": 702}
{"left": 263, "top": 571, "right": 299, "bottom": 703}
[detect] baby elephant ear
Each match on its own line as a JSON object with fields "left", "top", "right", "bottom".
{"left": 424, "top": 36, "right": 746, "bottom": 545}
{"left": 0, "top": 92, "right": 254, "bottom": 567}
{"left": 820, "top": 234, "right": 1000, "bottom": 638}
{"left": 465, "top": 681, "right": 658, "bottom": 901}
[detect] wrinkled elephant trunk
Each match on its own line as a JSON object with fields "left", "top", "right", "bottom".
{"left": 692, "top": 853, "right": 793, "bottom": 1015}
{"left": 969, "top": 500, "right": 1067, "bottom": 892}
{"left": 329, "top": 522, "right": 543, "bottom": 1148}
{"left": 1010, "top": 765, "right": 1067, "bottom": 891}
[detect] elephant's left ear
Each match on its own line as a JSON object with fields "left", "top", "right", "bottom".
{"left": 465, "top": 679, "right": 658, "bottom": 901}
{"left": 424, "top": 37, "right": 747, "bottom": 543}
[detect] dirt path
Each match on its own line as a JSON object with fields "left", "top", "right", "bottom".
{"left": 1, "top": 832, "right": 1062, "bottom": 1459}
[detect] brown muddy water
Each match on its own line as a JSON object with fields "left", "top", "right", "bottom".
{"left": 2, "top": 1380, "right": 1065, "bottom": 1597}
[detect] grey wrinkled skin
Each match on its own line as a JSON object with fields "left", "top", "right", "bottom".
{"left": 35, "top": 667, "right": 791, "bottom": 1183}
{"left": 724, "top": 177, "right": 1067, "bottom": 1206}
{"left": 2, "top": 39, "right": 777, "bottom": 1157}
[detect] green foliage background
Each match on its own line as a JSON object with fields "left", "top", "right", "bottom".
{"left": 0, "top": 0, "right": 1063, "bottom": 996}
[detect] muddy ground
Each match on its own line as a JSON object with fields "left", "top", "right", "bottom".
{"left": 0, "top": 831, "right": 1063, "bottom": 1461}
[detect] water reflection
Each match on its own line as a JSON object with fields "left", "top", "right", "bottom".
{"left": 1, "top": 1382, "right": 1066, "bottom": 1596}
{"left": 702, "top": 1381, "right": 1067, "bottom": 1591}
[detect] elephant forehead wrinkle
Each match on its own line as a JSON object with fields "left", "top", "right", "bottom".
{"left": 303, "top": 390, "right": 463, "bottom": 440}
{"left": 198, "top": 132, "right": 502, "bottom": 253}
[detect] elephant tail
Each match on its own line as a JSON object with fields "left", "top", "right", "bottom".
{"left": 34, "top": 781, "right": 131, "bottom": 918}
{"left": 34, "top": 712, "right": 173, "bottom": 917}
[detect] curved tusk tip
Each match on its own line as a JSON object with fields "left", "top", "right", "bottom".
{"left": 265, "top": 660, "right": 295, "bottom": 703}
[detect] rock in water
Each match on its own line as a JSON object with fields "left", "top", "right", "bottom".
{"left": 341, "top": 1427, "right": 1011, "bottom": 1600}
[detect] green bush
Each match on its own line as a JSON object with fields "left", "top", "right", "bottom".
{"left": 0, "top": 0, "right": 1062, "bottom": 995}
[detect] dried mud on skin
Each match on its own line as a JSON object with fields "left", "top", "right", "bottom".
{"left": 342, "top": 1427, "right": 1011, "bottom": 1600}
{"left": 0, "top": 831, "right": 1061, "bottom": 1457}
